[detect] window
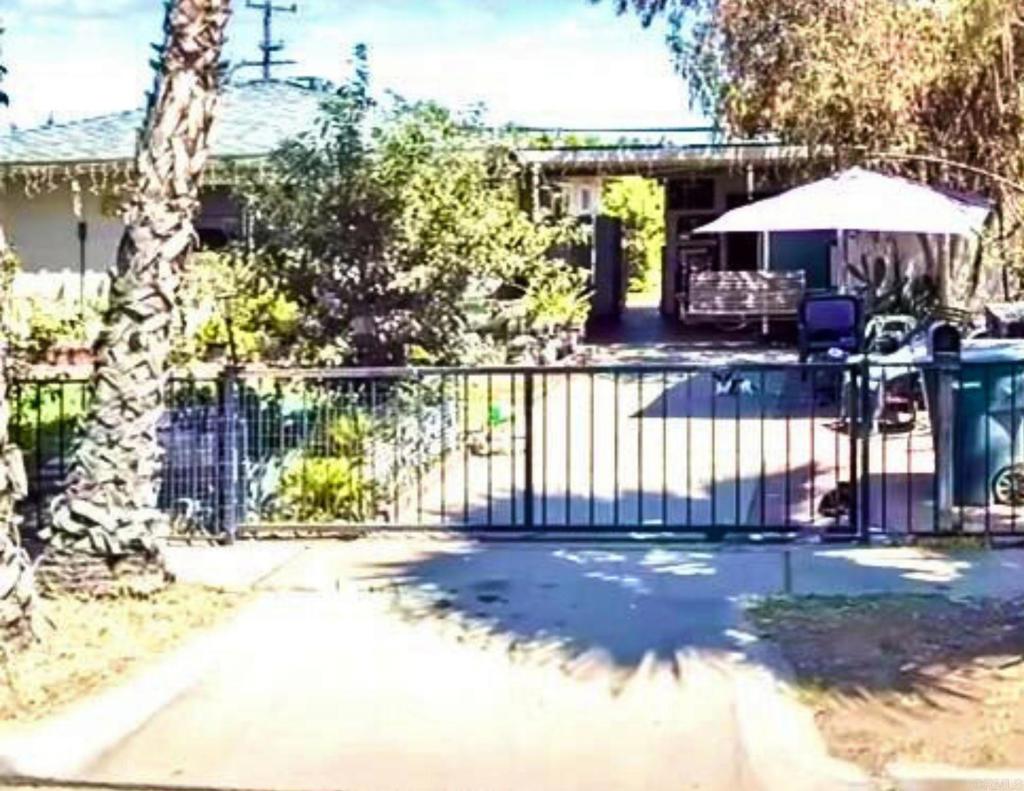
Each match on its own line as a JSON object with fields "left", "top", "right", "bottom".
{"left": 667, "top": 178, "right": 715, "bottom": 212}
{"left": 580, "top": 187, "right": 592, "bottom": 213}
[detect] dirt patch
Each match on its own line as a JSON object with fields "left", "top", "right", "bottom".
{"left": 0, "top": 584, "right": 248, "bottom": 727}
{"left": 749, "top": 595, "right": 1024, "bottom": 774}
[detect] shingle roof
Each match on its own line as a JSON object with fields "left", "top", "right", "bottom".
{"left": 0, "top": 80, "right": 325, "bottom": 166}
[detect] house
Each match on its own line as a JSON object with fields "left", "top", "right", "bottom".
{"left": 523, "top": 140, "right": 995, "bottom": 320}
{"left": 0, "top": 79, "right": 326, "bottom": 299}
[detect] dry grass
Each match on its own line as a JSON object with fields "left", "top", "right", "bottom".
{"left": 1, "top": 584, "right": 248, "bottom": 728}
{"left": 749, "top": 595, "right": 1024, "bottom": 774}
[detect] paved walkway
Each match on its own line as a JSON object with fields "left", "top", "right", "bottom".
{"left": 72, "top": 540, "right": 1024, "bottom": 791}
{"left": 89, "top": 541, "right": 759, "bottom": 791}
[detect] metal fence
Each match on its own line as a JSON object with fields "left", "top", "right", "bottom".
{"left": 10, "top": 358, "right": 1024, "bottom": 540}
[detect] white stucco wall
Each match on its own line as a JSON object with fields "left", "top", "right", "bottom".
{"left": 1, "top": 181, "right": 245, "bottom": 303}
{"left": 0, "top": 186, "right": 124, "bottom": 275}
{"left": 563, "top": 177, "right": 603, "bottom": 217}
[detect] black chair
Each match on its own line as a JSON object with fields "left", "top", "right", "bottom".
{"left": 798, "top": 294, "right": 863, "bottom": 363}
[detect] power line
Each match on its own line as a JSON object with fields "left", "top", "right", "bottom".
{"left": 507, "top": 125, "right": 720, "bottom": 135}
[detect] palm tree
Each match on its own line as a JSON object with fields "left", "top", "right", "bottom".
{"left": 0, "top": 21, "right": 35, "bottom": 644}
{"left": 0, "top": 226, "right": 33, "bottom": 644}
{"left": 36, "top": 0, "right": 231, "bottom": 596}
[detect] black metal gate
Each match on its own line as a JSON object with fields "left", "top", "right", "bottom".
{"left": 12, "top": 359, "right": 1024, "bottom": 540}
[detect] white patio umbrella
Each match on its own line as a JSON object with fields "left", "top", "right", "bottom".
{"left": 693, "top": 167, "right": 991, "bottom": 298}
{"left": 693, "top": 167, "right": 990, "bottom": 237}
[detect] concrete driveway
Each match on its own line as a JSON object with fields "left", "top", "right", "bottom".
{"left": 71, "top": 538, "right": 1024, "bottom": 791}
{"left": 71, "top": 538, "right": 950, "bottom": 791}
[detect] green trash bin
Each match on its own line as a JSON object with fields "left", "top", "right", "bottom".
{"left": 930, "top": 341, "right": 1024, "bottom": 506}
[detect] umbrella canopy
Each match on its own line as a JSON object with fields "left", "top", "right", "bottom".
{"left": 694, "top": 168, "right": 990, "bottom": 237}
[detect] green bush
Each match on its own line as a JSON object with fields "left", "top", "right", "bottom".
{"left": 175, "top": 251, "right": 301, "bottom": 364}
{"left": 523, "top": 262, "right": 591, "bottom": 334}
{"left": 8, "top": 294, "right": 104, "bottom": 363}
{"left": 602, "top": 177, "right": 664, "bottom": 296}
{"left": 276, "top": 412, "right": 387, "bottom": 523}
{"left": 237, "top": 49, "right": 580, "bottom": 366}
{"left": 9, "top": 382, "right": 90, "bottom": 471}
{"left": 278, "top": 453, "right": 384, "bottom": 523}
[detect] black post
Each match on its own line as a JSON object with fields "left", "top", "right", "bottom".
{"left": 858, "top": 356, "right": 872, "bottom": 544}
{"left": 847, "top": 363, "right": 860, "bottom": 538}
{"left": 77, "top": 221, "right": 88, "bottom": 324}
{"left": 524, "top": 372, "right": 535, "bottom": 530}
{"left": 217, "top": 367, "right": 242, "bottom": 541}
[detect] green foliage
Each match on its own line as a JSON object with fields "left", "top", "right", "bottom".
{"left": 277, "top": 412, "right": 385, "bottom": 523}
{"left": 602, "top": 177, "right": 664, "bottom": 295}
{"left": 7, "top": 289, "right": 103, "bottom": 364}
{"left": 240, "top": 48, "right": 579, "bottom": 366}
{"left": 176, "top": 252, "right": 301, "bottom": 364}
{"left": 605, "top": 0, "right": 1024, "bottom": 297}
{"left": 0, "top": 22, "right": 8, "bottom": 108}
{"left": 9, "top": 383, "right": 90, "bottom": 472}
{"left": 278, "top": 455, "right": 381, "bottom": 523}
{"left": 522, "top": 262, "right": 592, "bottom": 334}
{"left": 2, "top": 247, "right": 105, "bottom": 365}
{"left": 0, "top": 241, "right": 18, "bottom": 313}
{"left": 23, "top": 306, "right": 81, "bottom": 361}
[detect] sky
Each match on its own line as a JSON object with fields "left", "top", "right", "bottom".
{"left": 0, "top": 0, "right": 702, "bottom": 131}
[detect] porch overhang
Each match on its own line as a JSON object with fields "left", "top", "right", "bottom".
{"left": 517, "top": 143, "right": 812, "bottom": 178}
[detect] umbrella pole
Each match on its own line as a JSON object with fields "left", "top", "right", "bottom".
{"left": 937, "top": 234, "right": 950, "bottom": 308}
{"left": 761, "top": 230, "right": 770, "bottom": 336}
{"left": 837, "top": 228, "right": 847, "bottom": 293}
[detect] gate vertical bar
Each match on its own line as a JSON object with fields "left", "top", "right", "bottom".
{"left": 217, "top": 366, "right": 241, "bottom": 541}
{"left": 858, "top": 357, "right": 871, "bottom": 543}
{"left": 847, "top": 362, "right": 860, "bottom": 538}
{"left": 524, "top": 371, "right": 535, "bottom": 530}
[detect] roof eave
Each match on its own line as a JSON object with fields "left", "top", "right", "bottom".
{"left": 519, "top": 144, "right": 814, "bottom": 177}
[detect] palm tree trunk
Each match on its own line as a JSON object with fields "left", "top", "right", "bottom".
{"left": 0, "top": 225, "right": 33, "bottom": 643}
{"left": 37, "top": 0, "right": 231, "bottom": 597}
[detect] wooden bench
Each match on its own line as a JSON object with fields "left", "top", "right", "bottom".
{"left": 679, "top": 270, "right": 806, "bottom": 324}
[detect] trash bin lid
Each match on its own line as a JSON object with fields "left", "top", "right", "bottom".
{"left": 865, "top": 338, "right": 1024, "bottom": 366}
{"left": 959, "top": 339, "right": 1024, "bottom": 363}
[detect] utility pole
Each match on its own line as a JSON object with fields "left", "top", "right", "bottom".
{"left": 240, "top": 0, "right": 298, "bottom": 81}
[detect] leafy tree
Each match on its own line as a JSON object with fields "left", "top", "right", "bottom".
{"left": 37, "top": 0, "right": 231, "bottom": 596}
{"left": 0, "top": 20, "right": 35, "bottom": 645}
{"left": 174, "top": 251, "right": 301, "bottom": 364}
{"left": 241, "top": 52, "right": 580, "bottom": 366}
{"left": 0, "top": 23, "right": 7, "bottom": 108}
{"left": 603, "top": 0, "right": 1023, "bottom": 188}
{"left": 602, "top": 0, "right": 1024, "bottom": 294}
{"left": 602, "top": 177, "right": 664, "bottom": 295}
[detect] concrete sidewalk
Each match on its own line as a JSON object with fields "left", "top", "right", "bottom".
{"left": 35, "top": 540, "right": 1024, "bottom": 790}
{"left": 84, "top": 591, "right": 754, "bottom": 791}
{"left": 169, "top": 538, "right": 1024, "bottom": 601}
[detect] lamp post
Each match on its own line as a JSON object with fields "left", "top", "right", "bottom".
{"left": 70, "top": 180, "right": 87, "bottom": 324}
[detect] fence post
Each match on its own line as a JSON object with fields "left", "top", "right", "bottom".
{"left": 858, "top": 356, "right": 872, "bottom": 544}
{"left": 933, "top": 360, "right": 957, "bottom": 534}
{"left": 217, "top": 366, "right": 242, "bottom": 542}
{"left": 524, "top": 371, "right": 535, "bottom": 530}
{"left": 847, "top": 362, "right": 860, "bottom": 538}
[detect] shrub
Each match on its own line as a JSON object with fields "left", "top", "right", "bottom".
{"left": 175, "top": 251, "right": 301, "bottom": 364}
{"left": 238, "top": 49, "right": 579, "bottom": 366}
{"left": 276, "top": 411, "right": 387, "bottom": 523}
{"left": 8, "top": 382, "right": 89, "bottom": 472}
{"left": 523, "top": 262, "right": 591, "bottom": 334}
{"left": 277, "top": 453, "right": 384, "bottom": 523}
